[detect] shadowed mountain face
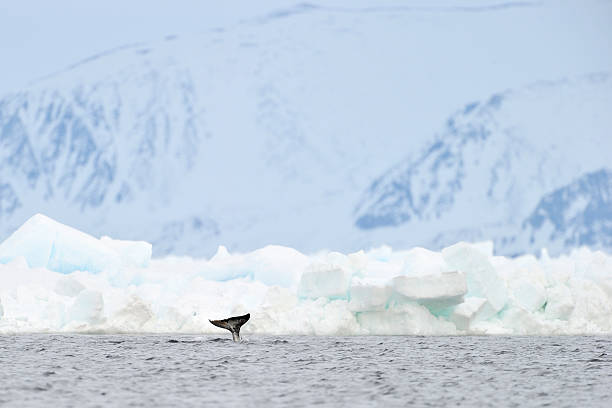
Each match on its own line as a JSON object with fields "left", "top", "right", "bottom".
{"left": 0, "top": 64, "right": 200, "bottom": 214}
{"left": 519, "top": 169, "right": 612, "bottom": 254}
{"left": 0, "top": 59, "right": 208, "bottom": 254}
{"left": 1, "top": 2, "right": 611, "bottom": 257}
{"left": 354, "top": 75, "right": 612, "bottom": 255}
{"left": 354, "top": 94, "right": 503, "bottom": 230}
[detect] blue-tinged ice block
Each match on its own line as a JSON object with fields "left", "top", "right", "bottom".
{"left": 442, "top": 242, "right": 508, "bottom": 313}
{"left": 0, "top": 214, "right": 151, "bottom": 274}
{"left": 450, "top": 297, "right": 492, "bottom": 330}
{"left": 391, "top": 271, "right": 467, "bottom": 313}
{"left": 348, "top": 278, "right": 391, "bottom": 312}
{"left": 298, "top": 263, "right": 352, "bottom": 299}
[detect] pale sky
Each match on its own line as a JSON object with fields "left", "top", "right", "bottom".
{"left": 0, "top": 0, "right": 289, "bottom": 93}
{"left": 1, "top": 0, "right": 611, "bottom": 95}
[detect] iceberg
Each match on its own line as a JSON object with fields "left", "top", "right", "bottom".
{"left": 391, "top": 271, "right": 467, "bottom": 312}
{"left": 442, "top": 242, "right": 509, "bottom": 313}
{"left": 510, "top": 278, "right": 547, "bottom": 312}
{"left": 1, "top": 215, "right": 612, "bottom": 335}
{"left": 298, "top": 263, "right": 351, "bottom": 299}
{"left": 0, "top": 214, "right": 151, "bottom": 274}
{"left": 449, "top": 297, "right": 490, "bottom": 331}
{"left": 357, "top": 304, "right": 457, "bottom": 335}
{"left": 544, "top": 285, "right": 574, "bottom": 320}
{"left": 348, "top": 278, "right": 391, "bottom": 312}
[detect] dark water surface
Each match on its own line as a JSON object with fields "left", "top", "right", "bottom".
{"left": 0, "top": 335, "right": 611, "bottom": 407}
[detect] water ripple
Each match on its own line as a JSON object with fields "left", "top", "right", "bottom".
{"left": 0, "top": 335, "right": 611, "bottom": 407}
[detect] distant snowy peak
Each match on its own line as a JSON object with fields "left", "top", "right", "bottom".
{"left": 0, "top": 56, "right": 201, "bottom": 219}
{"left": 354, "top": 74, "right": 612, "bottom": 254}
{"left": 1, "top": 2, "right": 611, "bottom": 257}
{"left": 354, "top": 91, "right": 506, "bottom": 229}
{"left": 519, "top": 168, "right": 612, "bottom": 253}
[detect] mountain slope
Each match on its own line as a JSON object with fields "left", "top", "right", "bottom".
{"left": 1, "top": 2, "right": 611, "bottom": 256}
{"left": 0, "top": 58, "right": 205, "bottom": 247}
{"left": 355, "top": 74, "right": 612, "bottom": 255}
{"left": 0, "top": 62, "right": 200, "bottom": 210}
{"left": 516, "top": 168, "right": 612, "bottom": 254}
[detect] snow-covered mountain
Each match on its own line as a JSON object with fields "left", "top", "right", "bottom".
{"left": 0, "top": 57, "right": 206, "bottom": 247}
{"left": 355, "top": 74, "right": 612, "bottom": 255}
{"left": 0, "top": 62, "right": 200, "bottom": 209}
{"left": 517, "top": 168, "right": 612, "bottom": 255}
{"left": 1, "top": 1, "right": 611, "bottom": 256}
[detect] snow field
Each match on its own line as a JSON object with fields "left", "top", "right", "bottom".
{"left": 1, "top": 214, "right": 612, "bottom": 335}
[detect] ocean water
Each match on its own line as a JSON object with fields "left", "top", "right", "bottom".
{"left": 0, "top": 335, "right": 610, "bottom": 407}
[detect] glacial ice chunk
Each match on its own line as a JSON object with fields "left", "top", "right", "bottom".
{"left": 211, "top": 245, "right": 231, "bottom": 261}
{"left": 391, "top": 271, "right": 467, "bottom": 312}
{"left": 357, "top": 304, "right": 457, "bottom": 335}
{"left": 511, "top": 278, "right": 547, "bottom": 312}
{"left": 100, "top": 236, "right": 152, "bottom": 268}
{"left": 471, "top": 241, "right": 494, "bottom": 258}
{"left": 450, "top": 297, "right": 493, "bottom": 330}
{"left": 0, "top": 214, "right": 152, "bottom": 274}
{"left": 0, "top": 214, "right": 116, "bottom": 273}
{"left": 68, "top": 290, "right": 104, "bottom": 325}
{"left": 442, "top": 242, "right": 508, "bottom": 312}
{"left": 201, "top": 245, "right": 309, "bottom": 287}
{"left": 500, "top": 306, "right": 546, "bottom": 335}
{"left": 544, "top": 284, "right": 574, "bottom": 320}
{"left": 109, "top": 296, "right": 154, "bottom": 332}
{"left": 245, "top": 245, "right": 310, "bottom": 287}
{"left": 402, "top": 247, "right": 449, "bottom": 276}
{"left": 54, "top": 277, "right": 86, "bottom": 297}
{"left": 1, "top": 215, "right": 612, "bottom": 335}
{"left": 348, "top": 278, "right": 391, "bottom": 312}
{"left": 298, "top": 263, "right": 351, "bottom": 299}
{"left": 347, "top": 250, "right": 368, "bottom": 274}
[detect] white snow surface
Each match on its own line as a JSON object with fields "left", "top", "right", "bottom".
{"left": 1, "top": 214, "right": 612, "bottom": 335}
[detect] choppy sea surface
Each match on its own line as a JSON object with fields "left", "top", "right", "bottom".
{"left": 0, "top": 335, "right": 611, "bottom": 407}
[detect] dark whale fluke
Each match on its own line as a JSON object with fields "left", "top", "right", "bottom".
{"left": 209, "top": 313, "right": 250, "bottom": 342}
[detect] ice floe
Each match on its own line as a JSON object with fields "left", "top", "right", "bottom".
{"left": 1, "top": 214, "right": 612, "bottom": 335}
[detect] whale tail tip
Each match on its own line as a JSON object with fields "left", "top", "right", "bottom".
{"left": 209, "top": 313, "right": 250, "bottom": 342}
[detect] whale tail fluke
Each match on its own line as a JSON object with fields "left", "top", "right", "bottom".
{"left": 209, "top": 313, "right": 250, "bottom": 342}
